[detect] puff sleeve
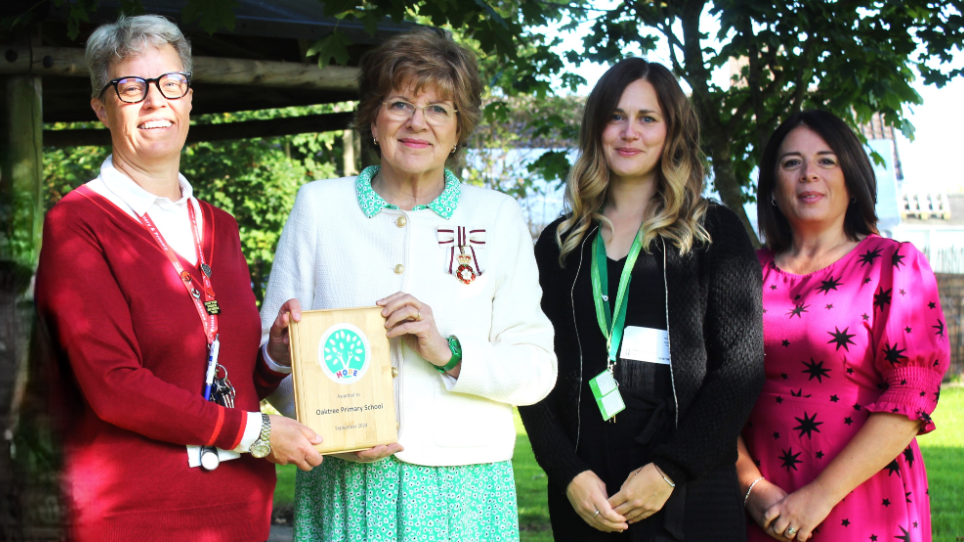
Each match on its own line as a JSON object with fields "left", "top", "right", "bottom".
{"left": 863, "top": 242, "right": 949, "bottom": 433}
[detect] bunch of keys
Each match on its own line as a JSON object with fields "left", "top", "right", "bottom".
{"left": 209, "top": 364, "right": 236, "bottom": 408}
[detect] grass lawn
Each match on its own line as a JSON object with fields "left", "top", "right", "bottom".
{"left": 274, "top": 387, "right": 963, "bottom": 541}
{"left": 920, "top": 385, "right": 964, "bottom": 542}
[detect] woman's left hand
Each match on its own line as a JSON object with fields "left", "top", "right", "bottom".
{"left": 377, "top": 292, "right": 453, "bottom": 370}
{"left": 763, "top": 483, "right": 836, "bottom": 541}
{"left": 607, "top": 463, "right": 674, "bottom": 524}
{"left": 266, "top": 298, "right": 303, "bottom": 366}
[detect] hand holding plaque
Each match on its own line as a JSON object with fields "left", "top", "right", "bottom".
{"left": 377, "top": 292, "right": 456, "bottom": 374}
{"left": 266, "top": 298, "right": 305, "bottom": 367}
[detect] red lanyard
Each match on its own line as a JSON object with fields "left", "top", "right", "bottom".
{"left": 136, "top": 202, "right": 219, "bottom": 345}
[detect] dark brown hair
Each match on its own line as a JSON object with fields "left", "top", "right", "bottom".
{"left": 757, "top": 110, "right": 879, "bottom": 252}
{"left": 355, "top": 28, "right": 482, "bottom": 164}
{"left": 557, "top": 58, "right": 709, "bottom": 263}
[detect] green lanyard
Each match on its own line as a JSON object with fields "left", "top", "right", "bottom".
{"left": 590, "top": 225, "right": 646, "bottom": 370}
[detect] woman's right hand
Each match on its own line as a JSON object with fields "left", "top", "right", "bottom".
{"left": 333, "top": 443, "right": 404, "bottom": 463}
{"left": 745, "top": 478, "right": 789, "bottom": 534}
{"left": 566, "top": 470, "right": 628, "bottom": 533}
{"left": 265, "top": 415, "right": 324, "bottom": 472}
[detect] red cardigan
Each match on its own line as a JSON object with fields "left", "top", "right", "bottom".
{"left": 36, "top": 185, "right": 286, "bottom": 542}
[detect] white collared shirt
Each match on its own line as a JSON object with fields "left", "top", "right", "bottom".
{"left": 87, "top": 155, "right": 203, "bottom": 265}
{"left": 87, "top": 156, "right": 261, "bottom": 459}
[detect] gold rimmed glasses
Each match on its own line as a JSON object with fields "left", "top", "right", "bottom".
{"left": 382, "top": 100, "right": 458, "bottom": 125}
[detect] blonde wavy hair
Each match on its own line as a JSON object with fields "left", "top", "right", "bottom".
{"left": 557, "top": 59, "right": 710, "bottom": 264}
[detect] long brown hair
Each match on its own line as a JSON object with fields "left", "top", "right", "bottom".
{"left": 557, "top": 59, "right": 709, "bottom": 264}
{"left": 757, "top": 110, "right": 879, "bottom": 252}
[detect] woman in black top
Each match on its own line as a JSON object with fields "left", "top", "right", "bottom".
{"left": 518, "top": 58, "right": 764, "bottom": 541}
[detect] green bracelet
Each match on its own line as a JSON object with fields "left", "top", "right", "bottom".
{"left": 435, "top": 336, "right": 462, "bottom": 372}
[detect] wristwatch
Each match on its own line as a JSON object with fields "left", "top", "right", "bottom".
{"left": 434, "top": 336, "right": 462, "bottom": 372}
{"left": 249, "top": 413, "right": 272, "bottom": 458}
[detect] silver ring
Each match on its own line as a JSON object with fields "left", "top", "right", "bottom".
{"left": 787, "top": 527, "right": 797, "bottom": 536}
{"left": 594, "top": 510, "right": 600, "bottom": 517}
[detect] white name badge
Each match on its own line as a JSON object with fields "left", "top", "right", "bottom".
{"left": 619, "top": 326, "right": 670, "bottom": 365}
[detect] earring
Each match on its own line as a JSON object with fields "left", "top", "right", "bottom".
{"left": 770, "top": 197, "right": 777, "bottom": 206}
{"left": 373, "top": 137, "right": 379, "bottom": 146}
{"left": 450, "top": 145, "right": 458, "bottom": 155}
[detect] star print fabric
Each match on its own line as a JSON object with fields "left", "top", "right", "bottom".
{"left": 743, "top": 235, "right": 949, "bottom": 542}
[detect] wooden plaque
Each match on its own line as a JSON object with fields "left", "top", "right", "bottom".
{"left": 288, "top": 306, "right": 397, "bottom": 454}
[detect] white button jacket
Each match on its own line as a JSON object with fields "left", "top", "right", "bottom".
{"left": 260, "top": 176, "right": 557, "bottom": 467}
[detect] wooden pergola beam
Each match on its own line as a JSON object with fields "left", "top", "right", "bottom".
{"left": 42, "top": 110, "right": 354, "bottom": 147}
{"left": 0, "top": 46, "right": 360, "bottom": 91}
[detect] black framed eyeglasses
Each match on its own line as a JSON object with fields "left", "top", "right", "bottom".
{"left": 98, "top": 72, "right": 192, "bottom": 104}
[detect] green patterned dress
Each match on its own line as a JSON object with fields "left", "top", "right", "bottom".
{"left": 292, "top": 166, "right": 521, "bottom": 542}
{"left": 293, "top": 457, "right": 519, "bottom": 542}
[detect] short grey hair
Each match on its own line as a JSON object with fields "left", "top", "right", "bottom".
{"left": 86, "top": 14, "right": 193, "bottom": 98}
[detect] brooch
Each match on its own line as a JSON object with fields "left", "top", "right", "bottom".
{"left": 437, "top": 226, "right": 485, "bottom": 284}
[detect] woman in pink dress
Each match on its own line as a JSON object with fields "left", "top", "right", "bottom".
{"left": 737, "top": 110, "right": 949, "bottom": 542}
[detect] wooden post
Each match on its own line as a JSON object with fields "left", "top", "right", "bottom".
{"left": 0, "top": 75, "right": 44, "bottom": 273}
{"left": 342, "top": 129, "right": 357, "bottom": 176}
{"left": 0, "top": 74, "right": 46, "bottom": 541}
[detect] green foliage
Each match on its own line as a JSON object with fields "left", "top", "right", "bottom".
{"left": 297, "top": 0, "right": 571, "bottom": 100}
{"left": 569, "top": 0, "right": 964, "bottom": 240}
{"left": 53, "top": 0, "right": 99, "bottom": 40}
{"left": 43, "top": 104, "right": 346, "bottom": 304}
{"left": 36, "top": 0, "right": 964, "bottom": 253}
{"left": 307, "top": 30, "right": 354, "bottom": 68}
{"left": 467, "top": 94, "right": 580, "bottom": 187}
{"left": 181, "top": 0, "right": 238, "bottom": 34}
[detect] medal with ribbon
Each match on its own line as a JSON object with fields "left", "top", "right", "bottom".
{"left": 437, "top": 226, "right": 485, "bottom": 284}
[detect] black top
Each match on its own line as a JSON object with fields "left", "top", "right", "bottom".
{"left": 519, "top": 204, "right": 765, "bottom": 542}
{"left": 575, "top": 249, "right": 673, "bottom": 490}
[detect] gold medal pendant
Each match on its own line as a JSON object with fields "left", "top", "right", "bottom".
{"left": 456, "top": 253, "right": 476, "bottom": 285}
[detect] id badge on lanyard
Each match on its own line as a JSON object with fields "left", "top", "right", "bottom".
{"left": 137, "top": 202, "right": 235, "bottom": 470}
{"left": 588, "top": 226, "right": 646, "bottom": 422}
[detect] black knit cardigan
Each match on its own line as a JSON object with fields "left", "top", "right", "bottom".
{"left": 519, "top": 203, "right": 765, "bottom": 489}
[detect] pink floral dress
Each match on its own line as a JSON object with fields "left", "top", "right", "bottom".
{"left": 743, "top": 235, "right": 949, "bottom": 542}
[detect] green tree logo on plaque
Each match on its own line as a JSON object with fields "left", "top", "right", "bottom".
{"left": 318, "top": 323, "right": 371, "bottom": 385}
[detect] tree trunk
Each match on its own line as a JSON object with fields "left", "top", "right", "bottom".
{"left": 706, "top": 133, "right": 761, "bottom": 247}
{"left": 676, "top": 1, "right": 760, "bottom": 247}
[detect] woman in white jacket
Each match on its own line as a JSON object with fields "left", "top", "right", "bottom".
{"left": 258, "top": 28, "right": 557, "bottom": 542}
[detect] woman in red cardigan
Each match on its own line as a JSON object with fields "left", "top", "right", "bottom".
{"left": 35, "top": 15, "right": 322, "bottom": 542}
